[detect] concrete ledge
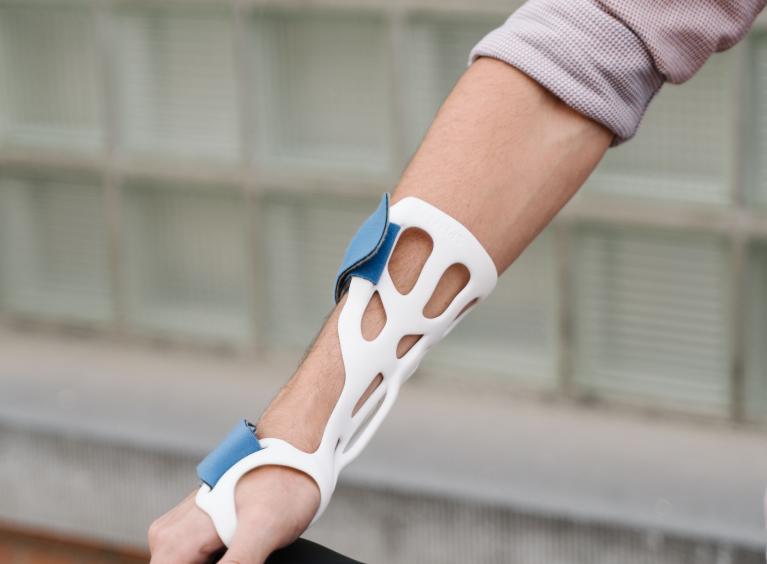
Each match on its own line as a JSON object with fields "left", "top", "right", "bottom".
{"left": 0, "top": 329, "right": 765, "bottom": 559}
{"left": 0, "top": 419, "right": 763, "bottom": 563}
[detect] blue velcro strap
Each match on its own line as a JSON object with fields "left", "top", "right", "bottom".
{"left": 197, "top": 420, "right": 263, "bottom": 489}
{"left": 334, "top": 193, "right": 401, "bottom": 303}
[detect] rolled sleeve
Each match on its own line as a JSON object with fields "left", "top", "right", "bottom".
{"left": 597, "top": 0, "right": 766, "bottom": 84}
{"left": 469, "top": 0, "right": 664, "bottom": 144}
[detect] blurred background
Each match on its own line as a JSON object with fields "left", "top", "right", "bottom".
{"left": 0, "top": 0, "right": 765, "bottom": 562}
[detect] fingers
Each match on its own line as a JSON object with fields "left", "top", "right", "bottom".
{"left": 148, "top": 491, "right": 224, "bottom": 564}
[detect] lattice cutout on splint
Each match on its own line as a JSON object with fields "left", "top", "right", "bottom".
{"left": 329, "top": 199, "right": 498, "bottom": 473}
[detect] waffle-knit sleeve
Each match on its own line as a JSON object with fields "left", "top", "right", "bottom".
{"left": 469, "top": 0, "right": 765, "bottom": 143}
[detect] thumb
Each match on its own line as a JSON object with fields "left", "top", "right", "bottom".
{"left": 218, "top": 522, "right": 276, "bottom": 564}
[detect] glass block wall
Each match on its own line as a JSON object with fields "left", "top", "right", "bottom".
{"left": 0, "top": 1, "right": 765, "bottom": 422}
{"left": 573, "top": 227, "right": 731, "bottom": 416}
{"left": 0, "top": 1, "right": 102, "bottom": 151}
{"left": 0, "top": 173, "right": 110, "bottom": 322}
{"left": 114, "top": 4, "right": 240, "bottom": 160}
{"left": 746, "top": 242, "right": 767, "bottom": 421}
{"left": 252, "top": 11, "right": 394, "bottom": 177}
{"left": 751, "top": 34, "right": 767, "bottom": 207}
{"left": 585, "top": 49, "right": 737, "bottom": 205}
{"left": 123, "top": 181, "right": 252, "bottom": 341}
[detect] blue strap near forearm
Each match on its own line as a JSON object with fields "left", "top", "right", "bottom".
{"left": 334, "top": 193, "right": 401, "bottom": 303}
{"left": 197, "top": 420, "right": 263, "bottom": 489}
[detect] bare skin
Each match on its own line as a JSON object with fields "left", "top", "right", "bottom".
{"left": 148, "top": 58, "right": 612, "bottom": 563}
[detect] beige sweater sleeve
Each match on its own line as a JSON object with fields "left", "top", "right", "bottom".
{"left": 470, "top": 0, "right": 765, "bottom": 143}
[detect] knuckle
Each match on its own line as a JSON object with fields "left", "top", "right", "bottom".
{"left": 147, "top": 519, "right": 167, "bottom": 546}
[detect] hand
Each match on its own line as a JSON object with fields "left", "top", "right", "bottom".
{"left": 148, "top": 466, "right": 320, "bottom": 564}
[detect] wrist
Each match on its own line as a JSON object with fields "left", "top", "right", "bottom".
{"left": 236, "top": 467, "right": 319, "bottom": 550}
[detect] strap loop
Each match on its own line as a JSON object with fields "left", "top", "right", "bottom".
{"left": 197, "top": 420, "right": 262, "bottom": 488}
{"left": 334, "top": 193, "right": 400, "bottom": 303}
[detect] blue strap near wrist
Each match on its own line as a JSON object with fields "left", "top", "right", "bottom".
{"left": 197, "top": 420, "right": 263, "bottom": 489}
{"left": 334, "top": 193, "right": 401, "bottom": 303}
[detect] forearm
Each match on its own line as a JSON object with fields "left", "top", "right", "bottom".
{"left": 395, "top": 57, "right": 610, "bottom": 270}
{"left": 257, "top": 58, "right": 611, "bottom": 450}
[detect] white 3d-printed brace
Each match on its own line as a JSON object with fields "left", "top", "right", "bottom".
{"left": 196, "top": 197, "right": 498, "bottom": 546}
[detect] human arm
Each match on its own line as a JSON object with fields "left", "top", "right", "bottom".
{"left": 148, "top": 56, "right": 611, "bottom": 564}
{"left": 149, "top": 1, "right": 767, "bottom": 561}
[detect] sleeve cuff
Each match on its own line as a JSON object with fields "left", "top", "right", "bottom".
{"left": 469, "top": 0, "right": 664, "bottom": 144}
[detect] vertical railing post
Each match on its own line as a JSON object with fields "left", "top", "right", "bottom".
{"left": 233, "top": 0, "right": 264, "bottom": 353}
{"left": 554, "top": 218, "right": 576, "bottom": 398}
{"left": 387, "top": 6, "right": 409, "bottom": 180}
{"left": 728, "top": 42, "right": 753, "bottom": 423}
{"left": 95, "top": 0, "right": 127, "bottom": 336}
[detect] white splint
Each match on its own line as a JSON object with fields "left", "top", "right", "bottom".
{"left": 195, "top": 195, "right": 498, "bottom": 546}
